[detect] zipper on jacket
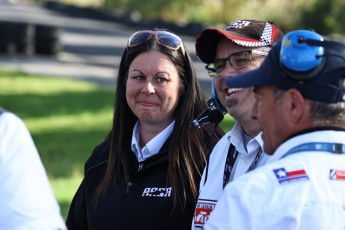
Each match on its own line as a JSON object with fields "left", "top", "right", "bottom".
{"left": 138, "top": 163, "right": 143, "bottom": 172}
{"left": 117, "top": 181, "right": 132, "bottom": 228}
{"left": 124, "top": 181, "right": 132, "bottom": 195}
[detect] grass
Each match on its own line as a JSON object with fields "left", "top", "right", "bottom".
{"left": 0, "top": 69, "right": 114, "bottom": 218}
{"left": 0, "top": 68, "right": 234, "bottom": 219}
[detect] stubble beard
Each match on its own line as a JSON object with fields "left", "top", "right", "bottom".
{"left": 225, "top": 98, "right": 238, "bottom": 109}
{"left": 225, "top": 98, "right": 242, "bottom": 119}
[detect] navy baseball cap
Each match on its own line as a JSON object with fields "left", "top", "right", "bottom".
{"left": 195, "top": 20, "right": 284, "bottom": 64}
{"left": 225, "top": 30, "right": 345, "bottom": 103}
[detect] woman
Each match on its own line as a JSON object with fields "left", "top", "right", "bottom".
{"left": 66, "top": 29, "right": 224, "bottom": 230}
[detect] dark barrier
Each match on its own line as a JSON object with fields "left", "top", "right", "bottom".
{"left": 0, "top": 21, "right": 61, "bottom": 56}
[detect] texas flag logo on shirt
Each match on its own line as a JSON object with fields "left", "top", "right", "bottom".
{"left": 273, "top": 168, "right": 309, "bottom": 184}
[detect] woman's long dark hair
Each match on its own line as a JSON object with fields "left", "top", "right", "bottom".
{"left": 97, "top": 29, "right": 224, "bottom": 208}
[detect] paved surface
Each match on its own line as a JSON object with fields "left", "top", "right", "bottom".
{"left": 0, "top": 2, "right": 212, "bottom": 94}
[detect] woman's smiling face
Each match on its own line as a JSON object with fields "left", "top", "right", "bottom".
{"left": 126, "top": 50, "right": 181, "bottom": 126}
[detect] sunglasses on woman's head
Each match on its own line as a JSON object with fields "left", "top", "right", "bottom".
{"left": 205, "top": 49, "right": 269, "bottom": 78}
{"left": 127, "top": 30, "right": 185, "bottom": 54}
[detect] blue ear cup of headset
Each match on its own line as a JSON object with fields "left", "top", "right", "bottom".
{"left": 207, "top": 78, "right": 227, "bottom": 114}
{"left": 280, "top": 30, "right": 326, "bottom": 80}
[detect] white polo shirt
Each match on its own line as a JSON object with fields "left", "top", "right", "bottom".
{"left": 192, "top": 122, "right": 270, "bottom": 229}
{"left": 0, "top": 111, "right": 66, "bottom": 230}
{"left": 204, "top": 130, "right": 345, "bottom": 230}
{"left": 131, "top": 120, "right": 175, "bottom": 162}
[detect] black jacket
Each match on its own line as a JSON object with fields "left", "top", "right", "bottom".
{"left": 66, "top": 140, "right": 198, "bottom": 230}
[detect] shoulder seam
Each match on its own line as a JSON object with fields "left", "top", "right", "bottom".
{"left": 86, "top": 160, "right": 108, "bottom": 174}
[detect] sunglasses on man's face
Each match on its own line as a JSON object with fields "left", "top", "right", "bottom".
{"left": 205, "top": 50, "right": 269, "bottom": 78}
{"left": 127, "top": 30, "right": 185, "bottom": 54}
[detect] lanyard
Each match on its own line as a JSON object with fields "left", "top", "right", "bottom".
{"left": 223, "top": 144, "right": 262, "bottom": 188}
{"left": 282, "top": 142, "right": 345, "bottom": 159}
{"left": 223, "top": 144, "right": 238, "bottom": 188}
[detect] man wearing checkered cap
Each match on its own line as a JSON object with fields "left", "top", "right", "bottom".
{"left": 192, "top": 20, "right": 283, "bottom": 229}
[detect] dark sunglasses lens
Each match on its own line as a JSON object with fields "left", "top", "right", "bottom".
{"left": 157, "top": 32, "right": 181, "bottom": 49}
{"left": 129, "top": 32, "right": 151, "bottom": 47}
{"left": 231, "top": 51, "right": 251, "bottom": 69}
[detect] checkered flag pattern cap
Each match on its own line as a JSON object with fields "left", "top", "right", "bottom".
{"left": 195, "top": 20, "right": 284, "bottom": 63}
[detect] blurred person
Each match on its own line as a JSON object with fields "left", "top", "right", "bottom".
{"left": 0, "top": 108, "right": 66, "bottom": 230}
{"left": 192, "top": 19, "right": 283, "bottom": 229}
{"left": 204, "top": 30, "right": 345, "bottom": 229}
{"left": 65, "top": 29, "right": 224, "bottom": 230}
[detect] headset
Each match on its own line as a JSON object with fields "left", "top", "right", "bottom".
{"left": 280, "top": 30, "right": 345, "bottom": 80}
{"left": 207, "top": 78, "right": 227, "bottom": 114}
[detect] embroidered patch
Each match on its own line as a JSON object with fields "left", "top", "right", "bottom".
{"left": 193, "top": 200, "right": 217, "bottom": 228}
{"left": 142, "top": 187, "right": 172, "bottom": 197}
{"left": 273, "top": 168, "right": 309, "bottom": 184}
{"left": 329, "top": 169, "right": 345, "bottom": 180}
{"left": 226, "top": 20, "right": 251, "bottom": 29}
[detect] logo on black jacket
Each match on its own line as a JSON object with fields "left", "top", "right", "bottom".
{"left": 142, "top": 187, "right": 172, "bottom": 197}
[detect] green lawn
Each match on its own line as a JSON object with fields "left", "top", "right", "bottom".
{"left": 0, "top": 68, "right": 234, "bottom": 219}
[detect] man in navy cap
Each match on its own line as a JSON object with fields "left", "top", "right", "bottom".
{"left": 203, "top": 30, "right": 345, "bottom": 229}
